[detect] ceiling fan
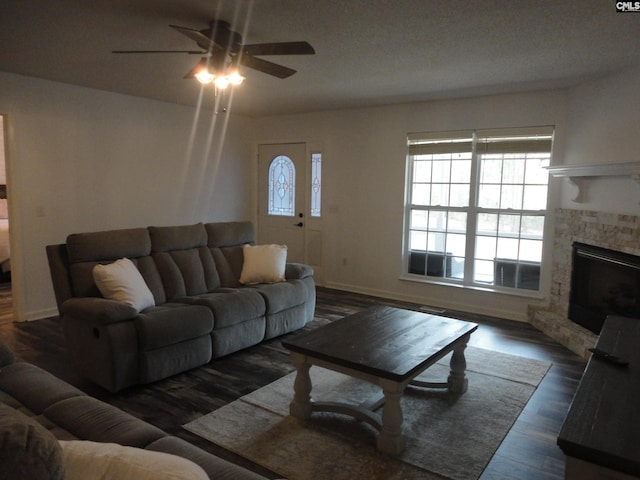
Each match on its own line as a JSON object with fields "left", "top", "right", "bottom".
{"left": 113, "top": 19, "right": 316, "bottom": 83}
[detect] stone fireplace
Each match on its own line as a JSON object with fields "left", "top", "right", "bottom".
{"left": 528, "top": 208, "right": 640, "bottom": 358}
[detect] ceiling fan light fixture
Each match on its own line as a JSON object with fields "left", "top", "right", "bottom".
{"left": 214, "top": 76, "right": 230, "bottom": 89}
{"left": 194, "top": 69, "right": 215, "bottom": 84}
{"left": 210, "top": 69, "right": 245, "bottom": 89}
{"left": 227, "top": 70, "right": 245, "bottom": 86}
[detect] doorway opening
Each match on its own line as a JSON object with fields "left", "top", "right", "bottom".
{"left": 0, "top": 115, "right": 12, "bottom": 323}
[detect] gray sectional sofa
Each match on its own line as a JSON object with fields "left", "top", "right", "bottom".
{"left": 0, "top": 341, "right": 269, "bottom": 480}
{"left": 46, "top": 221, "right": 315, "bottom": 392}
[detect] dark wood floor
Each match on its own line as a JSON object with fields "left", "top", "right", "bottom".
{"left": 0, "top": 285, "right": 585, "bottom": 479}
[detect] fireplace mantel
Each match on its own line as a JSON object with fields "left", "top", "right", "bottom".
{"left": 545, "top": 161, "right": 640, "bottom": 203}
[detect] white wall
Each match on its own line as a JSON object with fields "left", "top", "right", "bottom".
{"left": 251, "top": 67, "right": 640, "bottom": 321}
{"left": 3, "top": 64, "right": 637, "bottom": 324}
{"left": 559, "top": 65, "right": 640, "bottom": 214}
{"left": 251, "top": 90, "right": 568, "bottom": 321}
{"left": 0, "top": 72, "right": 254, "bottom": 320}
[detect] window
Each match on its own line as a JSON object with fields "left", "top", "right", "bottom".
{"left": 404, "top": 126, "right": 553, "bottom": 293}
{"left": 268, "top": 155, "right": 295, "bottom": 216}
{"left": 310, "top": 152, "right": 322, "bottom": 217}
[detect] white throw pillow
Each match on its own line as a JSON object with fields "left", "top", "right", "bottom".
{"left": 239, "top": 244, "right": 287, "bottom": 285}
{"left": 92, "top": 258, "right": 155, "bottom": 313}
{"left": 59, "top": 440, "right": 209, "bottom": 480}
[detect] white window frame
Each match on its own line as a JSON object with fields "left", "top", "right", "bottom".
{"left": 402, "top": 126, "right": 554, "bottom": 295}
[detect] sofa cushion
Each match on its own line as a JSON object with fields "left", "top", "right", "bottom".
{"left": 150, "top": 224, "right": 221, "bottom": 298}
{"left": 135, "top": 256, "right": 167, "bottom": 305}
{"left": 210, "top": 246, "right": 244, "bottom": 287}
{"left": 138, "top": 336, "right": 212, "bottom": 385}
{"left": 205, "top": 221, "right": 255, "bottom": 248}
{"left": 93, "top": 258, "right": 155, "bottom": 313}
{"left": 69, "top": 257, "right": 160, "bottom": 301}
{"left": 66, "top": 227, "right": 153, "bottom": 299}
{"left": 177, "top": 289, "right": 265, "bottom": 329}
{"left": 0, "top": 403, "right": 65, "bottom": 480}
{"left": 210, "top": 317, "right": 266, "bottom": 357}
{"left": 152, "top": 250, "right": 208, "bottom": 297}
{"left": 60, "top": 440, "right": 208, "bottom": 480}
{"left": 68, "top": 262, "right": 104, "bottom": 298}
{"left": 149, "top": 223, "right": 207, "bottom": 253}
{"left": 240, "top": 244, "right": 287, "bottom": 285}
{"left": 207, "top": 221, "right": 255, "bottom": 287}
{"left": 135, "top": 304, "right": 213, "bottom": 350}
{"left": 252, "top": 279, "right": 309, "bottom": 314}
{"left": 67, "top": 228, "right": 151, "bottom": 263}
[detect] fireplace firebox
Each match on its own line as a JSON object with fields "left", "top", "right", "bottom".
{"left": 569, "top": 242, "right": 640, "bottom": 334}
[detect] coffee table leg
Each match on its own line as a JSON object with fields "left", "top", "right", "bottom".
{"left": 289, "top": 353, "right": 313, "bottom": 419}
{"left": 448, "top": 338, "right": 469, "bottom": 393}
{"left": 377, "top": 380, "right": 406, "bottom": 455}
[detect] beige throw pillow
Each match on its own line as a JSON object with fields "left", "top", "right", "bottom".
{"left": 59, "top": 440, "right": 209, "bottom": 480}
{"left": 92, "top": 258, "right": 155, "bottom": 313}
{"left": 239, "top": 244, "right": 287, "bottom": 285}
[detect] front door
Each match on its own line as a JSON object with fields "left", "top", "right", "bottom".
{"left": 257, "top": 143, "right": 323, "bottom": 283}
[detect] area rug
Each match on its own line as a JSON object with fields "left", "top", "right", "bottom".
{"left": 184, "top": 347, "right": 551, "bottom": 480}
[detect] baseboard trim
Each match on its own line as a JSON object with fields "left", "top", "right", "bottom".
{"left": 324, "top": 281, "right": 528, "bottom": 322}
{"left": 21, "top": 307, "right": 59, "bottom": 322}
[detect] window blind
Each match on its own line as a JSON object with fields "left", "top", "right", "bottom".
{"left": 476, "top": 126, "right": 554, "bottom": 154}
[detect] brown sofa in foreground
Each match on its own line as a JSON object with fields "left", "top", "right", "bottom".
{"left": 0, "top": 340, "right": 269, "bottom": 480}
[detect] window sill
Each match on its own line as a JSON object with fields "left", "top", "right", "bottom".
{"left": 399, "top": 274, "right": 545, "bottom": 300}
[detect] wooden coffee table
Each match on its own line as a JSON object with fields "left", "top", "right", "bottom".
{"left": 281, "top": 305, "right": 478, "bottom": 455}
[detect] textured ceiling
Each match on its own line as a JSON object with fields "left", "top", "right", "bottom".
{"left": 1, "top": 0, "right": 640, "bottom": 117}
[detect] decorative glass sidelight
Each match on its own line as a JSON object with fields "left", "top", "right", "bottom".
{"left": 310, "top": 153, "right": 322, "bottom": 217}
{"left": 268, "top": 155, "right": 295, "bottom": 216}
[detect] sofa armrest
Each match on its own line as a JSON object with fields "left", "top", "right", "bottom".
{"left": 61, "top": 297, "right": 138, "bottom": 325}
{"left": 285, "top": 263, "right": 314, "bottom": 280}
{"left": 0, "top": 341, "right": 15, "bottom": 367}
{"left": 147, "top": 436, "right": 271, "bottom": 480}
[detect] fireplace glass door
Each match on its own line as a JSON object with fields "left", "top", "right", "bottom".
{"left": 569, "top": 242, "right": 640, "bottom": 334}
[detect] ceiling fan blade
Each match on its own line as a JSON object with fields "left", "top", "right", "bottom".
{"left": 240, "top": 55, "right": 297, "bottom": 79}
{"left": 169, "top": 24, "right": 216, "bottom": 51}
{"left": 112, "top": 50, "right": 205, "bottom": 54}
{"left": 242, "top": 41, "right": 315, "bottom": 56}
